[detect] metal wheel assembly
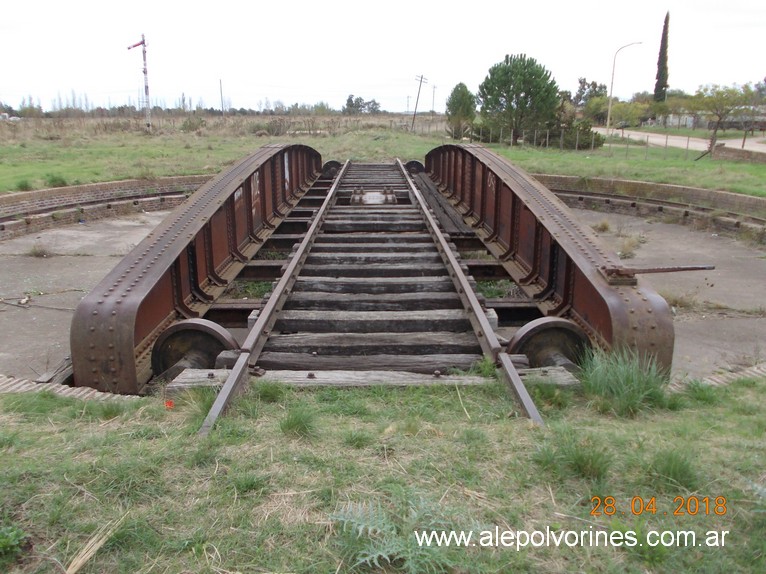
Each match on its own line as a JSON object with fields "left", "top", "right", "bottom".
{"left": 508, "top": 317, "right": 590, "bottom": 371}
{"left": 151, "top": 319, "right": 238, "bottom": 381}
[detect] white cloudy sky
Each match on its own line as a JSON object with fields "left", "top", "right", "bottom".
{"left": 1, "top": 0, "right": 763, "bottom": 113}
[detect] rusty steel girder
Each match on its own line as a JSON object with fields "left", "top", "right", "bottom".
{"left": 70, "top": 144, "right": 321, "bottom": 394}
{"left": 425, "top": 144, "right": 674, "bottom": 371}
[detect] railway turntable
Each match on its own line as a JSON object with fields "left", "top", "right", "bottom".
{"left": 68, "top": 143, "right": 690, "bottom": 429}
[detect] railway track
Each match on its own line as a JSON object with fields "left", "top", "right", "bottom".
{"left": 198, "top": 160, "right": 541, "bottom": 432}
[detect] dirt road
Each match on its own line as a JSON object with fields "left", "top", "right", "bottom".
{"left": 594, "top": 128, "right": 766, "bottom": 154}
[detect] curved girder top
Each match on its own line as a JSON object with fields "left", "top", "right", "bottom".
{"left": 71, "top": 143, "right": 322, "bottom": 393}
{"left": 425, "top": 144, "right": 673, "bottom": 370}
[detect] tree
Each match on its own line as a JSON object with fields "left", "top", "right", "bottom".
{"left": 477, "top": 54, "right": 559, "bottom": 144}
{"left": 694, "top": 84, "right": 748, "bottom": 155}
{"left": 342, "top": 95, "right": 380, "bottom": 115}
{"left": 654, "top": 12, "right": 670, "bottom": 102}
{"left": 573, "top": 78, "right": 607, "bottom": 108}
{"left": 445, "top": 83, "right": 476, "bottom": 139}
{"left": 582, "top": 95, "right": 609, "bottom": 125}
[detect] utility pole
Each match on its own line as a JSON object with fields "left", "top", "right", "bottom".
{"left": 411, "top": 74, "right": 427, "bottom": 131}
{"left": 220, "top": 79, "right": 225, "bottom": 117}
{"left": 128, "top": 34, "right": 151, "bottom": 131}
{"left": 432, "top": 85, "right": 436, "bottom": 112}
{"left": 406, "top": 95, "right": 410, "bottom": 114}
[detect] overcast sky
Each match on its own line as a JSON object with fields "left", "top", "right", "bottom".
{"left": 1, "top": 0, "right": 763, "bottom": 114}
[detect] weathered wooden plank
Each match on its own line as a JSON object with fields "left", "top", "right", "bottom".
{"left": 298, "top": 263, "right": 448, "bottom": 278}
{"left": 262, "top": 331, "right": 481, "bottom": 355}
{"left": 326, "top": 213, "right": 423, "bottom": 221}
{"left": 283, "top": 291, "right": 463, "bottom": 311}
{"left": 259, "top": 370, "right": 493, "bottom": 387}
{"left": 165, "top": 363, "right": 570, "bottom": 393}
{"left": 328, "top": 207, "right": 417, "bottom": 215}
{"left": 309, "top": 242, "right": 437, "bottom": 253}
{"left": 313, "top": 233, "right": 433, "bottom": 244}
{"left": 292, "top": 276, "right": 456, "bottom": 294}
{"left": 274, "top": 309, "right": 472, "bottom": 332}
{"left": 322, "top": 221, "right": 425, "bottom": 233}
{"left": 256, "top": 352, "right": 483, "bottom": 373}
{"left": 517, "top": 366, "right": 581, "bottom": 386}
{"left": 305, "top": 252, "right": 442, "bottom": 265}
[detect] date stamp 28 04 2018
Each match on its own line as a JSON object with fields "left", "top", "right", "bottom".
{"left": 591, "top": 495, "right": 728, "bottom": 517}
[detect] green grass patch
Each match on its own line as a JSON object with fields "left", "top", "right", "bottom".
{"left": 0, "top": 372, "right": 764, "bottom": 573}
{"left": 279, "top": 406, "right": 319, "bottom": 439}
{"left": 578, "top": 347, "right": 671, "bottom": 416}
{"left": 225, "top": 279, "right": 273, "bottom": 299}
{"left": 474, "top": 279, "right": 517, "bottom": 299}
{"left": 646, "top": 448, "right": 700, "bottom": 492}
{"left": 2, "top": 119, "right": 766, "bottom": 198}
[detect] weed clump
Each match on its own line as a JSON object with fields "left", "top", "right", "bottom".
{"left": 280, "top": 406, "right": 318, "bottom": 439}
{"left": 578, "top": 347, "right": 670, "bottom": 417}
{"left": 44, "top": 174, "right": 68, "bottom": 187}
{"left": 15, "top": 179, "right": 33, "bottom": 191}
{"left": 0, "top": 524, "right": 27, "bottom": 569}
{"left": 647, "top": 449, "right": 700, "bottom": 492}
{"left": 533, "top": 429, "right": 612, "bottom": 482}
{"left": 331, "top": 487, "right": 459, "bottom": 574}
{"left": 27, "top": 242, "right": 53, "bottom": 258}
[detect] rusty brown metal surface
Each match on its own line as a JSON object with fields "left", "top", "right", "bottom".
{"left": 425, "top": 144, "right": 674, "bottom": 371}
{"left": 70, "top": 144, "right": 321, "bottom": 394}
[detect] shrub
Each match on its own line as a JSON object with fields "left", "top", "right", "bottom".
{"left": 44, "top": 174, "right": 68, "bottom": 187}
{"left": 180, "top": 115, "right": 206, "bottom": 133}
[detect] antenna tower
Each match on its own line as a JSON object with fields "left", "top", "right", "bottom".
{"left": 128, "top": 34, "right": 151, "bottom": 131}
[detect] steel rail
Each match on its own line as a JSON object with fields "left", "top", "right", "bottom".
{"left": 199, "top": 160, "right": 349, "bottom": 435}
{"left": 398, "top": 159, "right": 543, "bottom": 424}
{"left": 553, "top": 189, "right": 766, "bottom": 229}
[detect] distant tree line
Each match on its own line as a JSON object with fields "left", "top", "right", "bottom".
{"left": 0, "top": 94, "right": 390, "bottom": 120}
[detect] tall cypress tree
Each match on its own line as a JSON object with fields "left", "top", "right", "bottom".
{"left": 654, "top": 12, "right": 670, "bottom": 102}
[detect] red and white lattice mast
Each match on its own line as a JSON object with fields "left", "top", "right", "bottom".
{"left": 128, "top": 34, "right": 151, "bottom": 131}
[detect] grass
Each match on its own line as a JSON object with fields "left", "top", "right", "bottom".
{"left": 2, "top": 116, "right": 766, "bottom": 198}
{"left": 474, "top": 279, "right": 518, "bottom": 299}
{"left": 0, "top": 370, "right": 764, "bottom": 573}
{"left": 224, "top": 280, "right": 273, "bottom": 300}
{"left": 577, "top": 347, "right": 672, "bottom": 417}
{"left": 279, "top": 406, "right": 319, "bottom": 439}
